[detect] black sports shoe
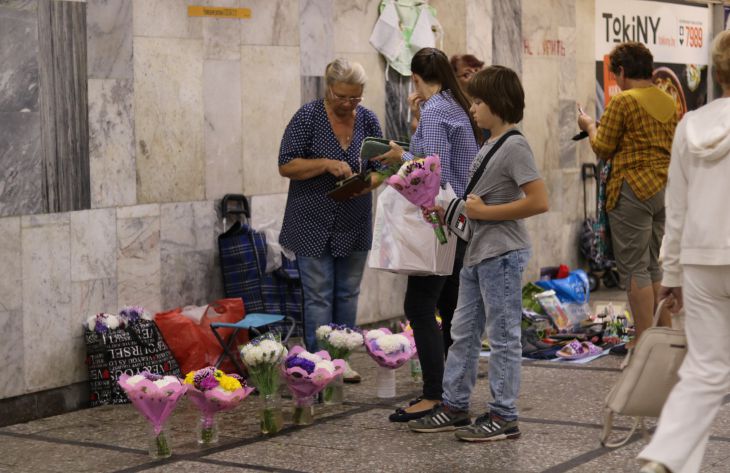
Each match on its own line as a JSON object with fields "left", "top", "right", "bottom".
{"left": 407, "top": 404, "right": 471, "bottom": 432}
{"left": 454, "top": 411, "right": 521, "bottom": 442}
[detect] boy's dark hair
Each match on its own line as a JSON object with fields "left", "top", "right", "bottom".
{"left": 411, "top": 48, "right": 481, "bottom": 142}
{"left": 450, "top": 54, "right": 485, "bottom": 71}
{"left": 608, "top": 42, "right": 654, "bottom": 79}
{"left": 467, "top": 66, "right": 525, "bottom": 123}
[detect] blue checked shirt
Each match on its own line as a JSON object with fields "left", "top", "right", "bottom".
{"left": 401, "top": 89, "right": 479, "bottom": 197}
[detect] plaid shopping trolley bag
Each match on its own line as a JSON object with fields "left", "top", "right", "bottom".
{"left": 217, "top": 195, "right": 303, "bottom": 337}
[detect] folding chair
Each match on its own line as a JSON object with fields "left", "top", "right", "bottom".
{"left": 210, "top": 312, "right": 296, "bottom": 377}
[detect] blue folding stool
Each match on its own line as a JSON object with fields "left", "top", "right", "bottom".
{"left": 210, "top": 312, "right": 296, "bottom": 377}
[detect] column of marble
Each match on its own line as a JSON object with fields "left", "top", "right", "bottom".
{"left": 21, "top": 214, "right": 74, "bottom": 392}
{"left": 87, "top": 0, "right": 136, "bottom": 208}
{"left": 466, "top": 0, "right": 493, "bottom": 65}
{"left": 203, "top": 0, "right": 243, "bottom": 200}
{"left": 299, "top": 0, "right": 332, "bottom": 105}
{"left": 160, "top": 201, "right": 220, "bottom": 308}
{"left": 133, "top": 0, "right": 205, "bottom": 203}
{"left": 0, "top": 3, "right": 44, "bottom": 217}
{"left": 430, "top": 0, "right": 466, "bottom": 57}
{"left": 116, "top": 204, "right": 162, "bottom": 314}
{"left": 38, "top": 0, "right": 91, "bottom": 213}
{"left": 0, "top": 217, "right": 23, "bottom": 398}
{"left": 493, "top": 0, "right": 522, "bottom": 75}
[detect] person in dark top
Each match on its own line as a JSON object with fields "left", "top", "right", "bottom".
{"left": 278, "top": 58, "right": 383, "bottom": 382}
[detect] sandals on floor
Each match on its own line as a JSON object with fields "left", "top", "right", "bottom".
{"left": 557, "top": 339, "right": 603, "bottom": 360}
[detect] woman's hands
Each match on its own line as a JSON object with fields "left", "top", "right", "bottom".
{"left": 327, "top": 160, "right": 353, "bottom": 179}
{"left": 373, "top": 141, "right": 406, "bottom": 167}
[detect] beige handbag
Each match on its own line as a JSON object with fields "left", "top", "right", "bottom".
{"left": 599, "top": 299, "right": 687, "bottom": 447}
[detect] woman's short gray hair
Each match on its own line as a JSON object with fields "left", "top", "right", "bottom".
{"left": 325, "top": 58, "right": 367, "bottom": 87}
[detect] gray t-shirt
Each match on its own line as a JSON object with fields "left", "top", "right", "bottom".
{"left": 463, "top": 132, "right": 541, "bottom": 267}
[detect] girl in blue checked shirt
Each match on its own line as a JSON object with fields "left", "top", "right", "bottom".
{"left": 376, "top": 47, "right": 480, "bottom": 422}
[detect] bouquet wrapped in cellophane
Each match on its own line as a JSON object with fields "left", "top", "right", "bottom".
{"left": 183, "top": 367, "right": 254, "bottom": 445}
{"left": 240, "top": 333, "right": 288, "bottom": 434}
{"left": 386, "top": 155, "right": 447, "bottom": 244}
{"left": 316, "top": 324, "right": 364, "bottom": 403}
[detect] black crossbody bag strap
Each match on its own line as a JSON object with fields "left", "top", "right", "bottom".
{"left": 463, "top": 129, "right": 522, "bottom": 198}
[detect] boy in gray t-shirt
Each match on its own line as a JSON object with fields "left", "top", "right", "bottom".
{"left": 408, "top": 66, "right": 548, "bottom": 442}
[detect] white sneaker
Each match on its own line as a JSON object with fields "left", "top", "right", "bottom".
{"left": 343, "top": 361, "right": 361, "bottom": 383}
{"left": 639, "top": 461, "right": 670, "bottom": 473}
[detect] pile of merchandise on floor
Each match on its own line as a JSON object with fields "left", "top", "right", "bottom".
{"left": 519, "top": 265, "right": 632, "bottom": 361}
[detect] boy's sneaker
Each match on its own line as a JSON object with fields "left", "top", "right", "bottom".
{"left": 454, "top": 411, "right": 521, "bottom": 442}
{"left": 407, "top": 404, "right": 471, "bottom": 432}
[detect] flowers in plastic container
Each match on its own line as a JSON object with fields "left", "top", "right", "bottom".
{"left": 281, "top": 346, "right": 346, "bottom": 424}
{"left": 119, "top": 305, "right": 153, "bottom": 325}
{"left": 239, "top": 333, "right": 288, "bottom": 434}
{"left": 386, "top": 155, "right": 447, "bottom": 244}
{"left": 364, "top": 328, "right": 416, "bottom": 369}
{"left": 315, "top": 324, "right": 364, "bottom": 360}
{"left": 117, "top": 371, "right": 186, "bottom": 459}
{"left": 183, "top": 367, "right": 254, "bottom": 445}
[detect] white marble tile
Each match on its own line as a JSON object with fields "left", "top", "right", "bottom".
{"left": 299, "top": 0, "right": 333, "bottom": 76}
{"left": 241, "top": 46, "right": 300, "bottom": 195}
{"left": 249, "top": 193, "right": 288, "bottom": 231}
{"left": 22, "top": 216, "right": 73, "bottom": 391}
{"left": 88, "top": 79, "right": 137, "bottom": 208}
{"left": 161, "top": 250, "right": 217, "bottom": 308}
{"left": 561, "top": 168, "right": 582, "bottom": 224}
{"left": 86, "top": 0, "right": 133, "bottom": 79}
{"left": 0, "top": 113, "right": 44, "bottom": 217}
{"left": 72, "top": 278, "right": 118, "bottom": 328}
{"left": 116, "top": 214, "right": 161, "bottom": 313}
{"left": 68, "top": 335, "right": 90, "bottom": 384}
{"left": 0, "top": 217, "right": 22, "bottom": 312}
{"left": 240, "top": 0, "right": 298, "bottom": 46}
{"left": 493, "top": 0, "right": 521, "bottom": 74}
{"left": 0, "top": 6, "right": 39, "bottom": 113}
{"left": 332, "top": 0, "right": 380, "bottom": 54}
{"left": 134, "top": 37, "right": 204, "bottom": 203}
{"left": 558, "top": 26, "right": 576, "bottom": 101}
{"left": 300, "top": 75, "right": 326, "bottom": 106}
{"left": 430, "top": 0, "right": 467, "bottom": 57}
{"left": 341, "top": 52, "right": 386, "bottom": 130}
{"left": 160, "top": 201, "right": 216, "bottom": 254}
{"left": 116, "top": 203, "right": 159, "bottom": 219}
{"left": 204, "top": 60, "right": 243, "bottom": 200}
{"left": 70, "top": 208, "right": 116, "bottom": 282}
{"left": 202, "top": 0, "right": 240, "bottom": 60}
{"left": 522, "top": 57, "right": 560, "bottom": 172}
{"left": 0, "top": 310, "right": 24, "bottom": 398}
{"left": 559, "top": 99, "right": 578, "bottom": 170}
{"left": 133, "top": 0, "right": 203, "bottom": 39}
{"left": 466, "top": 0, "right": 493, "bottom": 65}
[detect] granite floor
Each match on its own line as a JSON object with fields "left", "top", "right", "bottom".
{"left": 1, "top": 291, "right": 728, "bottom": 473}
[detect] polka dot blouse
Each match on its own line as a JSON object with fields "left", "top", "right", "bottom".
{"left": 278, "top": 99, "right": 383, "bottom": 258}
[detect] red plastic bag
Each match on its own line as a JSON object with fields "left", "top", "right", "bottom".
{"left": 155, "top": 298, "right": 249, "bottom": 375}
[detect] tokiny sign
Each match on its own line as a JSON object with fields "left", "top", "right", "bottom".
{"left": 595, "top": 0, "right": 710, "bottom": 66}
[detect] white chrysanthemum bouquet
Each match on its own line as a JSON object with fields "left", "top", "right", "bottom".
{"left": 315, "top": 324, "right": 364, "bottom": 360}
{"left": 364, "top": 328, "right": 416, "bottom": 398}
{"left": 239, "top": 333, "right": 288, "bottom": 434}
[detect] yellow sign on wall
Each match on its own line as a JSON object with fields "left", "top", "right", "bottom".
{"left": 188, "top": 6, "right": 251, "bottom": 19}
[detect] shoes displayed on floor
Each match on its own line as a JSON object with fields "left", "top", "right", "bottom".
{"left": 639, "top": 461, "right": 670, "bottom": 473}
{"left": 407, "top": 404, "right": 471, "bottom": 432}
{"left": 454, "top": 411, "right": 521, "bottom": 442}
{"left": 343, "top": 361, "right": 361, "bottom": 383}
{"left": 609, "top": 344, "right": 630, "bottom": 356}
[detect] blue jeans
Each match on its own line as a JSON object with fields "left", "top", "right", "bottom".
{"left": 298, "top": 251, "right": 368, "bottom": 352}
{"left": 443, "top": 249, "right": 530, "bottom": 421}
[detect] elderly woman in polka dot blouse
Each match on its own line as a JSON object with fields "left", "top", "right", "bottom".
{"left": 278, "top": 58, "right": 383, "bottom": 381}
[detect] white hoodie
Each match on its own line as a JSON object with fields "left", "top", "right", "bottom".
{"left": 663, "top": 97, "right": 730, "bottom": 287}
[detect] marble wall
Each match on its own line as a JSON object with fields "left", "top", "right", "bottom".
{"left": 0, "top": 0, "right": 600, "bottom": 401}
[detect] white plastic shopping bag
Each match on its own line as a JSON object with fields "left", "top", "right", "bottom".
{"left": 369, "top": 184, "right": 457, "bottom": 276}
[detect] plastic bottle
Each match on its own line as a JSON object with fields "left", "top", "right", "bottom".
{"left": 410, "top": 358, "right": 422, "bottom": 382}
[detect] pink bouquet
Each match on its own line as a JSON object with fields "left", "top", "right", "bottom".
{"left": 282, "top": 346, "right": 346, "bottom": 424}
{"left": 364, "top": 328, "right": 416, "bottom": 369}
{"left": 183, "top": 367, "right": 254, "bottom": 445}
{"left": 386, "top": 155, "right": 447, "bottom": 244}
{"left": 118, "top": 372, "right": 187, "bottom": 458}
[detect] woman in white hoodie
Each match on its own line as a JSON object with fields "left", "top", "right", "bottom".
{"left": 638, "top": 30, "right": 730, "bottom": 473}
